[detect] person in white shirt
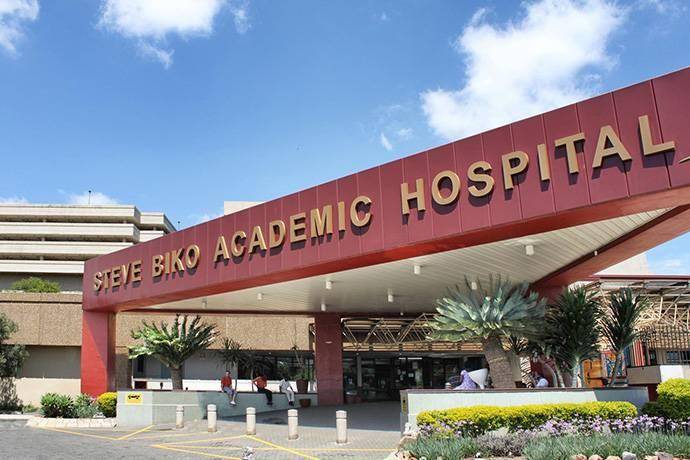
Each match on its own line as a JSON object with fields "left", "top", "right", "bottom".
{"left": 533, "top": 372, "right": 549, "bottom": 388}
{"left": 278, "top": 376, "right": 296, "bottom": 406}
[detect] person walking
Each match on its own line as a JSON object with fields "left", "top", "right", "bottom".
{"left": 221, "top": 370, "right": 238, "bottom": 406}
{"left": 278, "top": 375, "right": 296, "bottom": 406}
{"left": 253, "top": 373, "right": 273, "bottom": 406}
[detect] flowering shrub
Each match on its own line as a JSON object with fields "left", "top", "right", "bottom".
{"left": 517, "top": 414, "right": 690, "bottom": 437}
{"left": 417, "top": 401, "right": 636, "bottom": 437}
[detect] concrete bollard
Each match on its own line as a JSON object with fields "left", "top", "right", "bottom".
{"left": 336, "top": 410, "right": 347, "bottom": 444}
{"left": 175, "top": 405, "right": 184, "bottom": 429}
{"left": 246, "top": 407, "right": 256, "bottom": 435}
{"left": 444, "top": 382, "right": 452, "bottom": 389}
{"left": 287, "top": 409, "right": 299, "bottom": 440}
{"left": 207, "top": 404, "right": 217, "bottom": 432}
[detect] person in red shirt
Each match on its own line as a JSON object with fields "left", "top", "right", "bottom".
{"left": 252, "top": 373, "right": 273, "bottom": 405}
{"left": 221, "top": 370, "right": 237, "bottom": 406}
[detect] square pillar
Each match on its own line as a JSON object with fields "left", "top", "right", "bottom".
{"left": 314, "top": 313, "right": 343, "bottom": 405}
{"left": 81, "top": 310, "right": 116, "bottom": 396}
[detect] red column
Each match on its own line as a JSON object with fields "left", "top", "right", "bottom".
{"left": 81, "top": 310, "right": 116, "bottom": 396}
{"left": 314, "top": 313, "right": 343, "bottom": 405}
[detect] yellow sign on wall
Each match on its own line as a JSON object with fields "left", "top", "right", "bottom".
{"left": 125, "top": 392, "right": 143, "bottom": 405}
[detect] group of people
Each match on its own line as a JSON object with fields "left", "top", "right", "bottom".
{"left": 220, "top": 370, "right": 296, "bottom": 406}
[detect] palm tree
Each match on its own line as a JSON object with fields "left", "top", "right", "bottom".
{"left": 216, "top": 338, "right": 246, "bottom": 390}
{"left": 428, "top": 276, "right": 546, "bottom": 388}
{"left": 546, "top": 287, "right": 602, "bottom": 387}
{"left": 601, "top": 288, "right": 649, "bottom": 387}
{"left": 129, "top": 314, "right": 218, "bottom": 390}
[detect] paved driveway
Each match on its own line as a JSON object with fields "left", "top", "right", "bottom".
{"left": 0, "top": 402, "right": 401, "bottom": 459}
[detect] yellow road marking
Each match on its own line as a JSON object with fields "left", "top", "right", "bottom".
{"left": 151, "top": 444, "right": 241, "bottom": 459}
{"left": 245, "top": 435, "right": 319, "bottom": 460}
{"left": 134, "top": 430, "right": 221, "bottom": 440}
{"left": 170, "top": 445, "right": 274, "bottom": 451}
{"left": 35, "top": 426, "right": 119, "bottom": 441}
{"left": 117, "top": 424, "right": 154, "bottom": 440}
{"left": 164, "top": 434, "right": 246, "bottom": 445}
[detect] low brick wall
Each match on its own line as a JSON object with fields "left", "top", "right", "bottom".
{"left": 116, "top": 390, "right": 318, "bottom": 427}
{"left": 399, "top": 387, "right": 649, "bottom": 433}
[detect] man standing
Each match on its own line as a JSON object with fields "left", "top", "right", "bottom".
{"left": 221, "top": 370, "right": 237, "bottom": 406}
{"left": 252, "top": 373, "right": 273, "bottom": 406}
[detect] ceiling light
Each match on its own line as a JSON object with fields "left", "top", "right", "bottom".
{"left": 256, "top": 292, "right": 263, "bottom": 301}
{"left": 325, "top": 280, "right": 333, "bottom": 290}
{"left": 387, "top": 289, "right": 394, "bottom": 303}
{"left": 201, "top": 299, "right": 207, "bottom": 309}
{"left": 594, "top": 250, "right": 599, "bottom": 256}
{"left": 321, "top": 301, "right": 327, "bottom": 312}
{"left": 400, "top": 311, "right": 404, "bottom": 316}
{"left": 413, "top": 264, "right": 421, "bottom": 275}
{"left": 470, "top": 281, "right": 478, "bottom": 290}
{"left": 525, "top": 244, "right": 535, "bottom": 256}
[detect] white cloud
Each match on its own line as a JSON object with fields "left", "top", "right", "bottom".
{"left": 228, "top": 0, "right": 250, "bottom": 34}
{"left": 66, "top": 191, "right": 120, "bottom": 205}
{"left": 98, "top": 0, "right": 233, "bottom": 67}
{"left": 421, "top": 0, "right": 625, "bottom": 140}
{"left": 380, "top": 132, "right": 393, "bottom": 151}
{"left": 0, "top": 195, "right": 29, "bottom": 204}
{"left": 0, "top": 0, "right": 39, "bottom": 56}
{"left": 396, "top": 128, "right": 413, "bottom": 139}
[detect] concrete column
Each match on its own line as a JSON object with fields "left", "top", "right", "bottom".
{"left": 314, "top": 313, "right": 344, "bottom": 405}
{"left": 80, "top": 311, "right": 116, "bottom": 396}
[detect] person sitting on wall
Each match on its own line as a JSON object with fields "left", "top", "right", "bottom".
{"left": 453, "top": 367, "right": 478, "bottom": 390}
{"left": 278, "top": 374, "right": 296, "bottom": 406}
{"left": 253, "top": 373, "right": 273, "bottom": 406}
{"left": 221, "top": 370, "right": 238, "bottom": 406}
{"left": 533, "top": 372, "right": 549, "bottom": 388}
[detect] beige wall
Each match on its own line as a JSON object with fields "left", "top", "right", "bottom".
{"left": 14, "top": 345, "right": 82, "bottom": 406}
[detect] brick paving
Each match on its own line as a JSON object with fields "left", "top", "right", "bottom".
{"left": 0, "top": 402, "right": 401, "bottom": 460}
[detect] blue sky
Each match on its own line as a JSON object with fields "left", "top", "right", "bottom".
{"left": 1, "top": 0, "right": 689, "bottom": 273}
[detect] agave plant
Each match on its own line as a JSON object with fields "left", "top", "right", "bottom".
{"left": 428, "top": 276, "right": 546, "bottom": 388}
{"left": 129, "top": 314, "right": 218, "bottom": 390}
{"left": 601, "top": 288, "right": 649, "bottom": 387}
{"left": 545, "top": 286, "right": 602, "bottom": 387}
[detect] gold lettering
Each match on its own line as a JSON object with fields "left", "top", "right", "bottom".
{"left": 131, "top": 260, "right": 142, "bottom": 282}
{"left": 467, "top": 161, "right": 494, "bottom": 198}
{"left": 93, "top": 272, "right": 103, "bottom": 291}
{"left": 120, "top": 263, "right": 129, "bottom": 286}
{"left": 431, "top": 170, "right": 460, "bottom": 205}
{"left": 248, "top": 225, "right": 268, "bottom": 253}
{"left": 592, "top": 125, "right": 632, "bottom": 168}
{"left": 337, "top": 201, "right": 346, "bottom": 232}
{"left": 185, "top": 244, "right": 200, "bottom": 269}
{"left": 350, "top": 195, "right": 372, "bottom": 227}
{"left": 152, "top": 255, "right": 164, "bottom": 277}
{"left": 231, "top": 231, "right": 246, "bottom": 257}
{"left": 164, "top": 251, "right": 171, "bottom": 274}
{"left": 289, "top": 213, "right": 307, "bottom": 243}
{"left": 310, "top": 205, "right": 333, "bottom": 238}
{"left": 554, "top": 132, "right": 585, "bottom": 174}
{"left": 401, "top": 178, "right": 426, "bottom": 215}
{"left": 171, "top": 248, "right": 185, "bottom": 272}
{"left": 111, "top": 266, "right": 121, "bottom": 287}
{"left": 639, "top": 115, "right": 675, "bottom": 156}
{"left": 268, "top": 220, "right": 286, "bottom": 248}
{"left": 501, "top": 151, "right": 529, "bottom": 190}
{"left": 214, "top": 236, "right": 229, "bottom": 262}
{"left": 102, "top": 268, "right": 111, "bottom": 289}
{"left": 537, "top": 143, "right": 551, "bottom": 181}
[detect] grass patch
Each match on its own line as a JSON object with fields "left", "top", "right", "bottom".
{"left": 523, "top": 433, "right": 690, "bottom": 460}
{"left": 405, "top": 436, "right": 478, "bottom": 459}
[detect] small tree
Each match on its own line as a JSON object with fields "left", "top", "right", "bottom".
{"left": 215, "top": 338, "right": 246, "bottom": 390}
{"left": 129, "top": 315, "right": 217, "bottom": 390}
{"left": 0, "top": 313, "right": 28, "bottom": 410}
{"left": 546, "top": 287, "right": 602, "bottom": 387}
{"left": 601, "top": 288, "right": 649, "bottom": 387}
{"left": 10, "top": 277, "right": 60, "bottom": 293}
{"left": 428, "top": 276, "right": 546, "bottom": 388}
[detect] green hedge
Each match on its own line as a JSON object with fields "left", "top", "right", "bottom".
{"left": 417, "top": 401, "right": 637, "bottom": 435}
{"left": 656, "top": 378, "right": 690, "bottom": 420}
{"left": 40, "top": 393, "right": 74, "bottom": 418}
{"left": 97, "top": 392, "right": 117, "bottom": 418}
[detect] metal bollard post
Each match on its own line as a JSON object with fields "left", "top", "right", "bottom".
{"left": 287, "top": 409, "right": 299, "bottom": 440}
{"left": 246, "top": 407, "right": 256, "bottom": 435}
{"left": 176, "top": 405, "right": 184, "bottom": 429}
{"left": 207, "top": 404, "right": 217, "bottom": 432}
{"left": 336, "top": 410, "right": 347, "bottom": 444}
